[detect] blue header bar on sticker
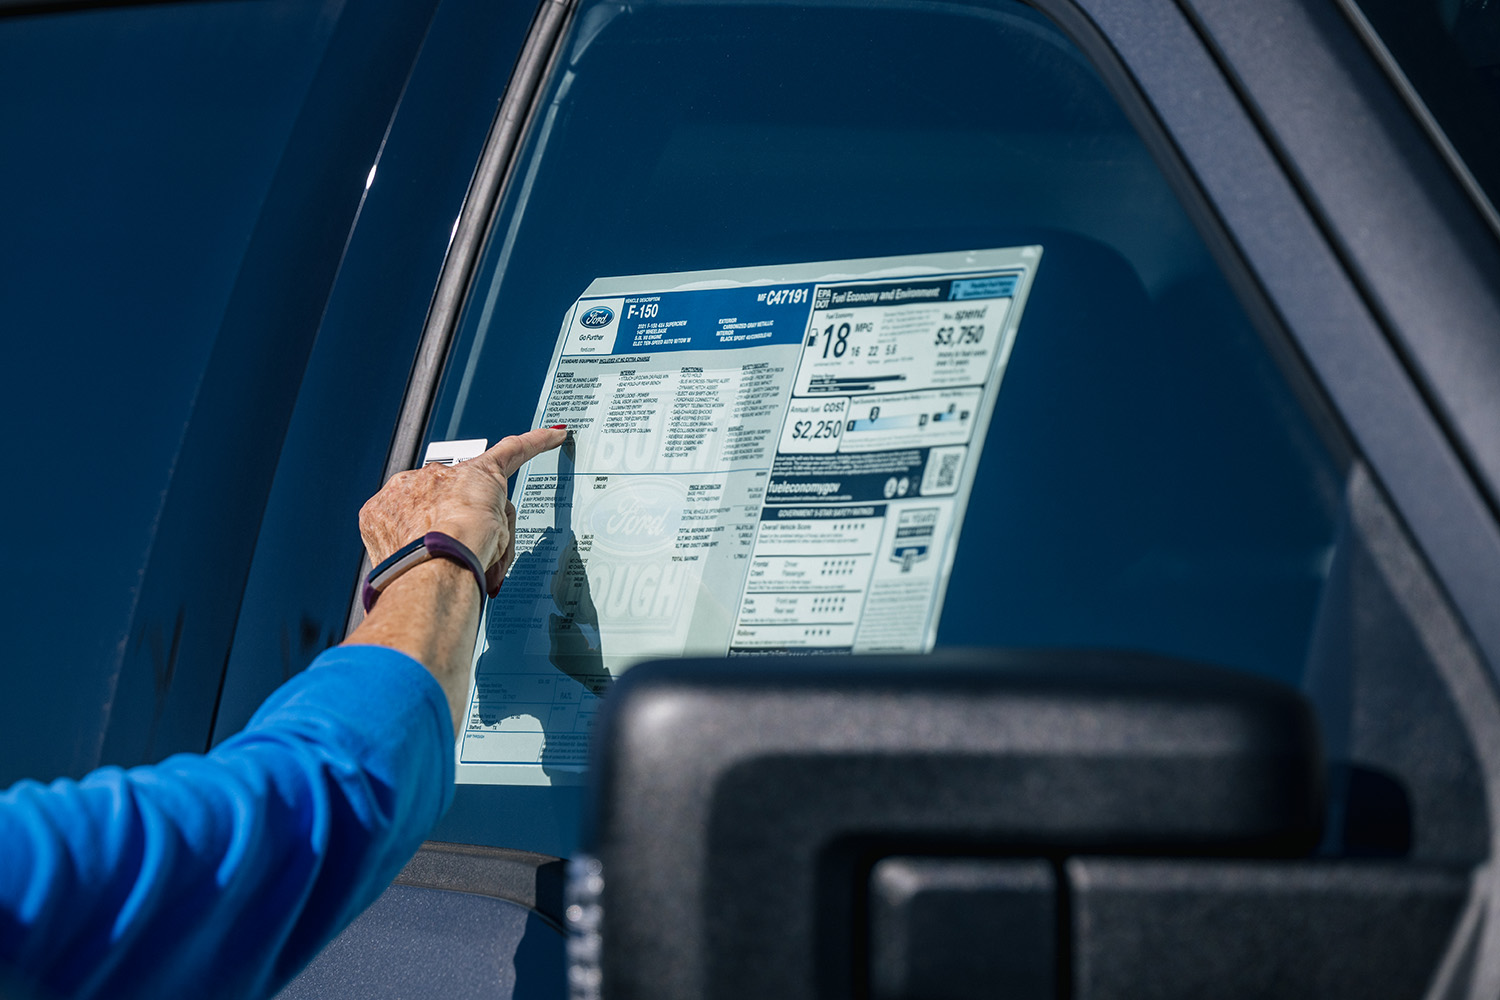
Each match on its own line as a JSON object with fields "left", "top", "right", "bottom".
{"left": 812, "top": 273, "right": 1019, "bottom": 310}
{"left": 815, "top": 280, "right": 950, "bottom": 309}
{"left": 949, "top": 274, "right": 1018, "bottom": 300}
{"left": 586, "top": 284, "right": 816, "bottom": 356}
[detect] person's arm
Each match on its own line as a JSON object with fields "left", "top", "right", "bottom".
{"left": 346, "top": 426, "right": 567, "bottom": 731}
{"left": 0, "top": 427, "right": 565, "bottom": 1000}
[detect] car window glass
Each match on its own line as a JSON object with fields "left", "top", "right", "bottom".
{"left": 1348, "top": 0, "right": 1500, "bottom": 224}
{"left": 423, "top": 0, "right": 1344, "bottom": 855}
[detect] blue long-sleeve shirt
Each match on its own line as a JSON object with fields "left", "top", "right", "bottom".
{"left": 0, "top": 645, "right": 454, "bottom": 1000}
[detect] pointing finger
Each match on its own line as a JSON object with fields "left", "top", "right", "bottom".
{"left": 473, "top": 427, "right": 568, "bottom": 479}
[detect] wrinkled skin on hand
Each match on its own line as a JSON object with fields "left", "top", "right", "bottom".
{"left": 358, "top": 428, "right": 568, "bottom": 588}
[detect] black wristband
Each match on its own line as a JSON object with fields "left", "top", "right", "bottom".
{"left": 362, "top": 531, "right": 488, "bottom": 612}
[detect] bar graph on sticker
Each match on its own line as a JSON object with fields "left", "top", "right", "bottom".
{"left": 836, "top": 390, "right": 980, "bottom": 452}
{"left": 845, "top": 404, "right": 969, "bottom": 433}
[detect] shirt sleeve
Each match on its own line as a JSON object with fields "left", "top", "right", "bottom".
{"left": 0, "top": 644, "right": 455, "bottom": 1000}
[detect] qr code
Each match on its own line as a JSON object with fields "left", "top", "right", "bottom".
{"left": 933, "top": 451, "right": 962, "bottom": 490}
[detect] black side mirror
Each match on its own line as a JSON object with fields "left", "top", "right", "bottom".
{"left": 568, "top": 649, "right": 1455, "bottom": 1000}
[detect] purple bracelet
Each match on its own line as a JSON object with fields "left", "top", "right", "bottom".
{"left": 362, "top": 531, "right": 488, "bottom": 612}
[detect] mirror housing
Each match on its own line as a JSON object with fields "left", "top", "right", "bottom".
{"left": 570, "top": 649, "right": 1325, "bottom": 1000}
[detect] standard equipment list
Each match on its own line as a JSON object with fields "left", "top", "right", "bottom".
{"left": 457, "top": 246, "right": 1041, "bottom": 785}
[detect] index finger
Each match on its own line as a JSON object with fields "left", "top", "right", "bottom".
{"left": 473, "top": 427, "right": 569, "bottom": 479}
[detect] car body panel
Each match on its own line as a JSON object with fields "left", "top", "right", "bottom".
{"left": 96, "top": 0, "right": 444, "bottom": 771}
{"left": 212, "top": 0, "right": 540, "bottom": 744}
{"left": 274, "top": 883, "right": 564, "bottom": 1000}
{"left": 0, "top": 0, "right": 402, "bottom": 785}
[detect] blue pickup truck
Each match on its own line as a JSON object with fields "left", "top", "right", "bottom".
{"left": 5, "top": 0, "right": 1500, "bottom": 995}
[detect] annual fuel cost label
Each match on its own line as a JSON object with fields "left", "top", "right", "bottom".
{"left": 455, "top": 247, "right": 1041, "bottom": 786}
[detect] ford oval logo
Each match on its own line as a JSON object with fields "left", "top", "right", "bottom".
{"left": 589, "top": 478, "right": 685, "bottom": 556}
{"left": 580, "top": 306, "right": 615, "bottom": 328}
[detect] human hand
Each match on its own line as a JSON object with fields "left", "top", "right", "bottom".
{"left": 358, "top": 427, "right": 567, "bottom": 589}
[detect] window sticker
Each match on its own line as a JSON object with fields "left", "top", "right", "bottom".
{"left": 457, "top": 247, "right": 1041, "bottom": 785}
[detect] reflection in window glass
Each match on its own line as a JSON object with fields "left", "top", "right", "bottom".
{"left": 1351, "top": 0, "right": 1500, "bottom": 221}
{"left": 425, "top": 0, "right": 1343, "bottom": 853}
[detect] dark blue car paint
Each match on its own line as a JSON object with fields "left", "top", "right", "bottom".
{"left": 6, "top": 0, "right": 1500, "bottom": 995}
{"left": 211, "top": 0, "right": 540, "bottom": 744}
{"left": 275, "top": 886, "right": 564, "bottom": 1000}
{"left": 97, "top": 0, "right": 446, "bottom": 773}
{"left": 0, "top": 0, "right": 352, "bottom": 785}
{"left": 208, "top": 0, "right": 587, "bottom": 859}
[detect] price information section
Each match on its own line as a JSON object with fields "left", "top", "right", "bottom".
{"left": 457, "top": 247, "right": 1041, "bottom": 785}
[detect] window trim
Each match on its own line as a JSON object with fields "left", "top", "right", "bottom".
{"left": 347, "top": 0, "right": 578, "bottom": 634}
{"left": 1330, "top": 0, "right": 1500, "bottom": 245}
